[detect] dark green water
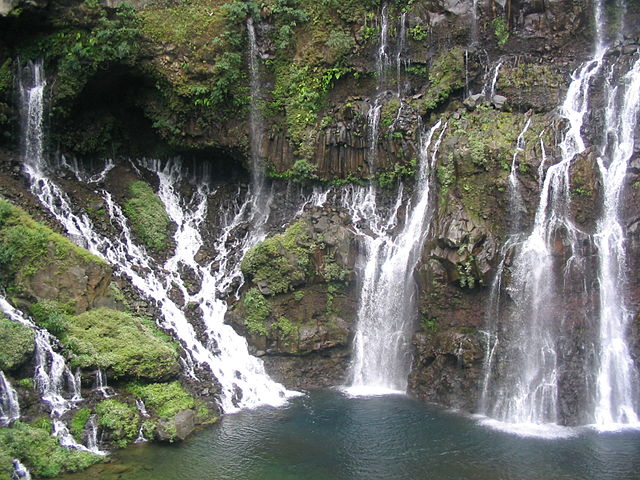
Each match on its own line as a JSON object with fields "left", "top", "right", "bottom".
{"left": 60, "top": 391, "right": 640, "bottom": 480}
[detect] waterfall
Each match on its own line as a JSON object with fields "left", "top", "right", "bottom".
{"left": 17, "top": 61, "right": 291, "bottom": 412}
{"left": 507, "top": 116, "right": 532, "bottom": 231}
{"left": 0, "top": 371, "right": 20, "bottom": 426}
{"left": 376, "top": 4, "right": 390, "bottom": 84}
{"left": 396, "top": 12, "right": 407, "bottom": 97}
{"left": 593, "top": 56, "right": 640, "bottom": 427}
{"left": 0, "top": 296, "right": 91, "bottom": 450}
{"left": 479, "top": 0, "right": 640, "bottom": 431}
{"left": 93, "top": 369, "right": 114, "bottom": 398}
{"left": 246, "top": 17, "right": 273, "bottom": 236}
{"left": 366, "top": 4, "right": 392, "bottom": 173}
{"left": 470, "top": 0, "right": 479, "bottom": 46}
{"left": 478, "top": 41, "right": 603, "bottom": 428}
{"left": 12, "top": 459, "right": 31, "bottom": 480}
{"left": 136, "top": 398, "right": 150, "bottom": 418}
{"left": 294, "top": 185, "right": 331, "bottom": 218}
{"left": 482, "top": 59, "right": 504, "bottom": 101}
{"left": 345, "top": 121, "right": 446, "bottom": 394}
{"left": 84, "top": 415, "right": 107, "bottom": 455}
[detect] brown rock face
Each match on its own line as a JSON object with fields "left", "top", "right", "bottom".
{"left": 22, "top": 247, "right": 112, "bottom": 313}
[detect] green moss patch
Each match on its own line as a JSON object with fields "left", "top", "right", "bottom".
{"left": 70, "top": 408, "right": 91, "bottom": 439}
{"left": 0, "top": 314, "right": 34, "bottom": 371}
{"left": 62, "top": 308, "right": 179, "bottom": 381}
{"left": 127, "top": 381, "right": 208, "bottom": 421}
{"left": 123, "top": 181, "right": 170, "bottom": 252}
{"left": 241, "top": 221, "right": 317, "bottom": 295}
{"left": 418, "top": 47, "right": 465, "bottom": 113}
{"left": 0, "top": 421, "right": 101, "bottom": 478}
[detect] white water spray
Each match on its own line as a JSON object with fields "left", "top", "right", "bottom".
{"left": 0, "top": 371, "right": 20, "bottom": 426}
{"left": 345, "top": 121, "right": 446, "bottom": 395}
{"left": 593, "top": 56, "right": 640, "bottom": 427}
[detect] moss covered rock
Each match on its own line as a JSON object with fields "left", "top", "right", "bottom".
{"left": 127, "top": 381, "right": 214, "bottom": 442}
{"left": 62, "top": 308, "right": 179, "bottom": 381}
{"left": 0, "top": 314, "right": 34, "bottom": 371}
{"left": 241, "top": 221, "right": 317, "bottom": 295}
{"left": 0, "top": 198, "right": 111, "bottom": 312}
{"left": 123, "top": 180, "right": 170, "bottom": 252}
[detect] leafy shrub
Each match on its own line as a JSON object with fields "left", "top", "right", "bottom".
{"left": 492, "top": 17, "right": 509, "bottom": 46}
{"left": 0, "top": 421, "right": 100, "bottom": 477}
{"left": 95, "top": 399, "right": 139, "bottom": 448}
{"left": 29, "top": 300, "right": 74, "bottom": 337}
{"left": 0, "top": 315, "right": 34, "bottom": 371}
{"left": 62, "top": 308, "right": 179, "bottom": 381}
{"left": 242, "top": 288, "right": 271, "bottom": 336}
{"left": 70, "top": 408, "right": 91, "bottom": 439}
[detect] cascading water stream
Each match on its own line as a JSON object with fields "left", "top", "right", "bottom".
{"left": 479, "top": 1, "right": 606, "bottom": 429}
{"left": 507, "top": 116, "right": 532, "bottom": 230}
{"left": 593, "top": 55, "right": 640, "bottom": 427}
{"left": 17, "top": 61, "right": 291, "bottom": 413}
{"left": 482, "top": 59, "right": 504, "bottom": 101}
{"left": 479, "top": 0, "right": 640, "bottom": 431}
{"left": 0, "top": 371, "right": 20, "bottom": 426}
{"left": 345, "top": 120, "right": 446, "bottom": 394}
{"left": 0, "top": 296, "right": 93, "bottom": 451}
{"left": 12, "top": 459, "right": 31, "bottom": 480}
{"left": 93, "top": 369, "right": 114, "bottom": 398}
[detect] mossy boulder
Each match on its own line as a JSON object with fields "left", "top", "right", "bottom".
{"left": 0, "top": 421, "right": 101, "bottom": 478}
{"left": 0, "top": 314, "right": 34, "bottom": 371}
{"left": 61, "top": 308, "right": 179, "bottom": 381}
{"left": 127, "top": 381, "right": 214, "bottom": 442}
{"left": 241, "top": 221, "right": 317, "bottom": 295}
{"left": 0, "top": 198, "right": 112, "bottom": 312}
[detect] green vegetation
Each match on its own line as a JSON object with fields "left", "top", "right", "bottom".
{"left": 268, "top": 158, "right": 319, "bottom": 183}
{"left": 48, "top": 4, "right": 142, "bottom": 105}
{"left": 141, "top": 0, "right": 252, "bottom": 118}
{"left": 570, "top": 187, "right": 593, "bottom": 198}
{"left": 322, "top": 254, "right": 351, "bottom": 283}
{"left": 0, "top": 199, "right": 107, "bottom": 298}
{"left": 0, "top": 421, "right": 101, "bottom": 477}
{"left": 376, "top": 159, "right": 417, "bottom": 188}
{"left": 409, "top": 24, "right": 428, "bottom": 42}
{"left": 417, "top": 48, "right": 465, "bottom": 113}
{"left": 273, "top": 315, "right": 297, "bottom": 339}
{"left": 123, "top": 181, "right": 170, "bottom": 252}
{"left": 0, "top": 315, "right": 34, "bottom": 371}
{"left": 127, "top": 381, "right": 211, "bottom": 422}
{"left": 242, "top": 288, "right": 271, "bottom": 336}
{"left": 70, "top": 408, "right": 91, "bottom": 439}
{"left": 497, "top": 63, "right": 563, "bottom": 91}
{"left": 421, "top": 317, "right": 439, "bottom": 333}
{"left": 61, "top": 308, "right": 179, "bottom": 381}
{"left": 0, "top": 59, "right": 13, "bottom": 144}
{"left": 95, "top": 399, "right": 139, "bottom": 448}
{"left": 271, "top": 63, "right": 350, "bottom": 157}
{"left": 457, "top": 254, "right": 479, "bottom": 289}
{"left": 29, "top": 300, "right": 74, "bottom": 337}
{"left": 241, "top": 221, "right": 316, "bottom": 294}
{"left": 492, "top": 17, "right": 509, "bottom": 45}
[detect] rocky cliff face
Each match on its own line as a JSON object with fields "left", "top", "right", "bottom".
{"left": 0, "top": 0, "right": 638, "bottom": 436}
